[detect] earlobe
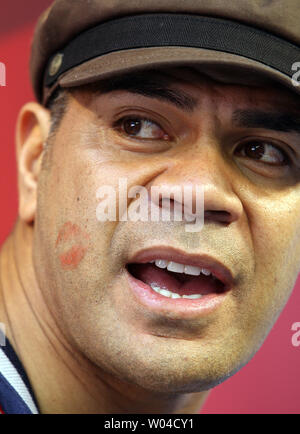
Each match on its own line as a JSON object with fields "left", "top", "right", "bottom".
{"left": 16, "top": 102, "right": 51, "bottom": 223}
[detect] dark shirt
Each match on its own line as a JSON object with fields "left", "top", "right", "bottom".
{"left": 0, "top": 332, "right": 39, "bottom": 414}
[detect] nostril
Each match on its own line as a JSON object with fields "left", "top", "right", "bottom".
{"left": 204, "top": 210, "right": 233, "bottom": 224}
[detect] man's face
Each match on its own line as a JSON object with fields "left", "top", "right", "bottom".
{"left": 33, "top": 67, "right": 300, "bottom": 393}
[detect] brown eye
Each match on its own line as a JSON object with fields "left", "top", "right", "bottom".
{"left": 235, "top": 140, "right": 289, "bottom": 166}
{"left": 116, "top": 116, "right": 170, "bottom": 140}
{"left": 123, "top": 119, "right": 143, "bottom": 136}
{"left": 244, "top": 142, "right": 265, "bottom": 160}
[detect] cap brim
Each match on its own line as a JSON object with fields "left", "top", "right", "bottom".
{"left": 43, "top": 46, "right": 300, "bottom": 104}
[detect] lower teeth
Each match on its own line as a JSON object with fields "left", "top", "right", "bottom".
{"left": 150, "top": 283, "right": 202, "bottom": 299}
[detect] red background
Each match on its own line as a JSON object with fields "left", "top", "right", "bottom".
{"left": 0, "top": 1, "right": 299, "bottom": 414}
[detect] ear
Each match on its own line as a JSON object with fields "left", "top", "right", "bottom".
{"left": 16, "top": 102, "right": 51, "bottom": 223}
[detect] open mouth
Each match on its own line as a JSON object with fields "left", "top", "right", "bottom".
{"left": 127, "top": 259, "right": 228, "bottom": 300}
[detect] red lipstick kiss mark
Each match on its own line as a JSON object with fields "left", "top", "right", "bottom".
{"left": 60, "top": 245, "right": 88, "bottom": 270}
{"left": 56, "top": 222, "right": 90, "bottom": 247}
{"left": 56, "top": 221, "right": 90, "bottom": 270}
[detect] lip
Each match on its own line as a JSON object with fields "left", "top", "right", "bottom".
{"left": 127, "top": 246, "right": 235, "bottom": 289}
{"left": 125, "top": 246, "right": 235, "bottom": 319}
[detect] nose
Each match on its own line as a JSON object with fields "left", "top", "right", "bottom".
{"left": 150, "top": 147, "right": 243, "bottom": 227}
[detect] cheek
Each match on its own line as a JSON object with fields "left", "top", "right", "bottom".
{"left": 254, "top": 204, "right": 300, "bottom": 266}
{"left": 247, "top": 195, "right": 300, "bottom": 309}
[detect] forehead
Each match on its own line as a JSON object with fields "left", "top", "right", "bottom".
{"left": 72, "top": 65, "right": 300, "bottom": 112}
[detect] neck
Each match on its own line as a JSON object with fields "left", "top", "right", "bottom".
{"left": 0, "top": 220, "right": 208, "bottom": 414}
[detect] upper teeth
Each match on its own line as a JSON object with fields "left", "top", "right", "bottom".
{"left": 151, "top": 259, "right": 212, "bottom": 277}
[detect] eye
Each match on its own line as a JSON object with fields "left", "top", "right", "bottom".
{"left": 115, "top": 116, "right": 170, "bottom": 141}
{"left": 235, "top": 139, "right": 290, "bottom": 166}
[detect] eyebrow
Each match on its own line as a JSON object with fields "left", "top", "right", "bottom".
{"left": 233, "top": 109, "right": 300, "bottom": 134}
{"left": 95, "top": 72, "right": 198, "bottom": 112}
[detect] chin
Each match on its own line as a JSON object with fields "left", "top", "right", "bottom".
{"left": 105, "top": 352, "right": 241, "bottom": 395}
